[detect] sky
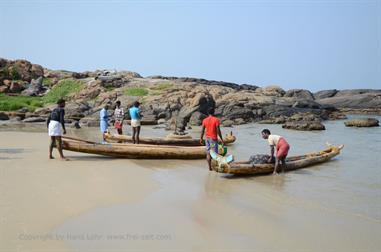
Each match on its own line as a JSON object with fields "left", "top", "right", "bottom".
{"left": 0, "top": 0, "right": 380, "bottom": 91}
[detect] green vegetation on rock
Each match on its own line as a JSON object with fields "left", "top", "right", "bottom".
{"left": 42, "top": 77, "right": 54, "bottom": 87}
{"left": 124, "top": 87, "right": 149, "bottom": 96}
{"left": 0, "top": 94, "right": 43, "bottom": 111}
{"left": 42, "top": 79, "right": 84, "bottom": 104}
{"left": 150, "top": 81, "right": 174, "bottom": 91}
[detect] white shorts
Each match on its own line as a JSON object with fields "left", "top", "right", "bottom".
{"left": 48, "top": 120, "right": 62, "bottom": 136}
{"left": 131, "top": 119, "right": 141, "bottom": 127}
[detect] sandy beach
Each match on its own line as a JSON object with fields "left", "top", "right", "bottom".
{"left": 1, "top": 119, "right": 381, "bottom": 251}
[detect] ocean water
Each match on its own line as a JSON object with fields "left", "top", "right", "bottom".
{"left": 1, "top": 115, "right": 380, "bottom": 251}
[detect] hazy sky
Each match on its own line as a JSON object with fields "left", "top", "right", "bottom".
{"left": 0, "top": 0, "right": 380, "bottom": 91}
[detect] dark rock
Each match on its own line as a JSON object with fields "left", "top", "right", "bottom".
{"left": 22, "top": 77, "right": 45, "bottom": 96}
{"left": 72, "top": 72, "right": 89, "bottom": 79}
{"left": 9, "top": 81, "right": 26, "bottom": 93}
{"left": 0, "top": 112, "right": 9, "bottom": 120}
{"left": 292, "top": 100, "right": 321, "bottom": 109}
{"left": 282, "top": 121, "right": 326, "bottom": 131}
{"left": 23, "top": 117, "right": 46, "bottom": 123}
{"left": 344, "top": 118, "right": 379, "bottom": 127}
{"left": 335, "top": 89, "right": 381, "bottom": 97}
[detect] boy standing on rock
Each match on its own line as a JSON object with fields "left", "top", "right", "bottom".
{"left": 200, "top": 108, "right": 224, "bottom": 171}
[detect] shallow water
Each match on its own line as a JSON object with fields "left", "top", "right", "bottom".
{"left": 0, "top": 115, "right": 380, "bottom": 251}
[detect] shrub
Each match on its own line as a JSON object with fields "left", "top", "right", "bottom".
{"left": 124, "top": 87, "right": 148, "bottom": 96}
{"left": 150, "top": 81, "right": 174, "bottom": 91}
{"left": 0, "top": 94, "right": 43, "bottom": 111}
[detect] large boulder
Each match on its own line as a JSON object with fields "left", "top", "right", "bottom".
{"left": 22, "top": 77, "right": 45, "bottom": 96}
{"left": 9, "top": 81, "right": 26, "bottom": 93}
{"left": 314, "top": 89, "right": 338, "bottom": 99}
{"left": 282, "top": 121, "right": 326, "bottom": 131}
{"left": 344, "top": 118, "right": 379, "bottom": 127}
{"left": 317, "top": 93, "right": 381, "bottom": 109}
{"left": 0, "top": 112, "right": 9, "bottom": 120}
{"left": 255, "top": 85, "right": 285, "bottom": 97}
{"left": 284, "top": 89, "right": 314, "bottom": 100}
{"left": 189, "top": 111, "right": 207, "bottom": 126}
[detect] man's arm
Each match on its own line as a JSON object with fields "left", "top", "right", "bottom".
{"left": 268, "top": 145, "right": 274, "bottom": 163}
{"left": 61, "top": 110, "right": 66, "bottom": 134}
{"left": 200, "top": 126, "right": 205, "bottom": 144}
{"left": 217, "top": 126, "right": 224, "bottom": 144}
{"left": 47, "top": 114, "right": 50, "bottom": 129}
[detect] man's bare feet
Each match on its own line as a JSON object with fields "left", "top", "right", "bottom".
{"left": 49, "top": 156, "right": 55, "bottom": 159}
{"left": 60, "top": 157, "right": 69, "bottom": 161}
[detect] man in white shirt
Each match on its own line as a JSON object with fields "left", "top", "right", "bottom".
{"left": 261, "top": 129, "right": 290, "bottom": 174}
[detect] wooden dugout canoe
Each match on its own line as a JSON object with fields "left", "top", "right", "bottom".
{"left": 60, "top": 136, "right": 206, "bottom": 159}
{"left": 212, "top": 144, "right": 344, "bottom": 175}
{"left": 104, "top": 131, "right": 236, "bottom": 146}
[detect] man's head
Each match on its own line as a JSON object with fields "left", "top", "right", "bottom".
{"left": 116, "top": 100, "right": 121, "bottom": 107}
{"left": 261, "top": 129, "right": 271, "bottom": 139}
{"left": 207, "top": 107, "right": 215, "bottom": 116}
{"left": 134, "top": 101, "right": 140, "bottom": 107}
{"left": 57, "top": 98, "right": 65, "bottom": 108}
{"left": 104, "top": 103, "right": 110, "bottom": 110}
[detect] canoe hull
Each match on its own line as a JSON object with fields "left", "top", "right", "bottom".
{"left": 104, "top": 132, "right": 236, "bottom": 146}
{"left": 212, "top": 145, "right": 344, "bottom": 175}
{"left": 61, "top": 137, "right": 206, "bottom": 159}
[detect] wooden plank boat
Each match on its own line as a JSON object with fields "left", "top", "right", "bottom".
{"left": 60, "top": 136, "right": 206, "bottom": 159}
{"left": 104, "top": 131, "right": 236, "bottom": 146}
{"left": 212, "top": 144, "right": 344, "bottom": 175}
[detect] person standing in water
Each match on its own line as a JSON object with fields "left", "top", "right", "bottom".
{"left": 114, "top": 101, "right": 124, "bottom": 135}
{"left": 47, "top": 98, "right": 68, "bottom": 160}
{"left": 100, "top": 104, "right": 110, "bottom": 140}
{"left": 129, "top": 101, "right": 142, "bottom": 144}
{"left": 200, "top": 108, "right": 224, "bottom": 171}
{"left": 261, "top": 129, "right": 290, "bottom": 175}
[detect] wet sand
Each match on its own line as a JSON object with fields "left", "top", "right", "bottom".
{"left": 1, "top": 119, "right": 380, "bottom": 251}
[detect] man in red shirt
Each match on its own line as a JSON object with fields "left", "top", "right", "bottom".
{"left": 200, "top": 108, "right": 224, "bottom": 170}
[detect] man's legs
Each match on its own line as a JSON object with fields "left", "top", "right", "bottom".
{"left": 49, "top": 136, "right": 56, "bottom": 159}
{"left": 136, "top": 126, "right": 141, "bottom": 144}
{"left": 132, "top": 127, "right": 136, "bottom": 144}
{"left": 56, "top": 136, "right": 66, "bottom": 159}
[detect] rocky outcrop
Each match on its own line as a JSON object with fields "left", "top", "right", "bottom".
{"left": 344, "top": 118, "right": 379, "bottom": 127}
{"left": 316, "top": 90, "right": 381, "bottom": 110}
{"left": 284, "top": 89, "right": 314, "bottom": 100}
{"left": 314, "top": 89, "right": 338, "bottom": 99}
{"left": 282, "top": 121, "right": 326, "bottom": 131}
{"left": 0, "top": 112, "right": 9, "bottom": 120}
{"left": 22, "top": 77, "right": 46, "bottom": 96}
{"left": 1, "top": 57, "right": 380, "bottom": 129}
{"left": 255, "top": 85, "right": 285, "bottom": 97}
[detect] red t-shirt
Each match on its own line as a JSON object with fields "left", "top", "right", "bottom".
{"left": 202, "top": 116, "right": 220, "bottom": 140}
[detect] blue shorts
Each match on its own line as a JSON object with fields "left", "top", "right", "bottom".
{"left": 205, "top": 138, "right": 218, "bottom": 154}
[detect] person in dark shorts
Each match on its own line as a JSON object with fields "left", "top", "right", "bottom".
{"left": 47, "top": 98, "right": 68, "bottom": 160}
{"left": 200, "top": 108, "right": 224, "bottom": 171}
